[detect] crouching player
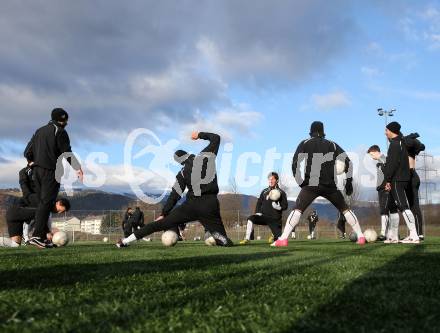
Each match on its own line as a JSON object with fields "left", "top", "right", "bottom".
{"left": 367, "top": 145, "right": 399, "bottom": 242}
{"left": 272, "top": 121, "right": 365, "bottom": 247}
{"left": 0, "top": 198, "right": 70, "bottom": 248}
{"left": 117, "top": 131, "right": 233, "bottom": 248}
{"left": 240, "top": 172, "right": 288, "bottom": 244}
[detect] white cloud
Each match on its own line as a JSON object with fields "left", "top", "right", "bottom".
{"left": 305, "top": 91, "right": 351, "bottom": 111}
{"left": 398, "top": 4, "right": 440, "bottom": 50}
{"left": 179, "top": 104, "right": 263, "bottom": 142}
{"left": 0, "top": 1, "right": 359, "bottom": 144}
{"left": 361, "top": 66, "right": 382, "bottom": 78}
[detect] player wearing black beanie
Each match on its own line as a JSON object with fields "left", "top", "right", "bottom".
{"left": 384, "top": 122, "right": 420, "bottom": 243}
{"left": 272, "top": 121, "right": 365, "bottom": 247}
{"left": 117, "top": 131, "right": 233, "bottom": 248}
{"left": 23, "top": 108, "right": 83, "bottom": 248}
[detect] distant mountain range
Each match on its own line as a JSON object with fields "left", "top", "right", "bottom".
{"left": 0, "top": 188, "right": 377, "bottom": 222}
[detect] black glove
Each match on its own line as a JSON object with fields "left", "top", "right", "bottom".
{"left": 345, "top": 178, "right": 353, "bottom": 196}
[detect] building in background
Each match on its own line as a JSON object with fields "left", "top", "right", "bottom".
{"left": 51, "top": 215, "right": 104, "bottom": 235}
{"left": 52, "top": 217, "right": 81, "bottom": 232}
{"left": 81, "top": 215, "right": 104, "bottom": 235}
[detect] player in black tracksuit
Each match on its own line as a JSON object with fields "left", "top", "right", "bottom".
{"left": 367, "top": 145, "right": 399, "bottom": 242}
{"left": 383, "top": 122, "right": 419, "bottom": 243}
{"left": 132, "top": 207, "right": 145, "bottom": 230}
{"left": 23, "top": 108, "right": 82, "bottom": 248}
{"left": 403, "top": 133, "right": 425, "bottom": 239}
{"left": 1, "top": 198, "right": 70, "bottom": 248}
{"left": 117, "top": 131, "right": 233, "bottom": 247}
{"left": 240, "top": 172, "right": 288, "bottom": 244}
{"left": 307, "top": 210, "right": 319, "bottom": 239}
{"left": 122, "top": 208, "right": 135, "bottom": 237}
{"left": 272, "top": 121, "right": 365, "bottom": 246}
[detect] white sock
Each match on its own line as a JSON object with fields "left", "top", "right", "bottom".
{"left": 291, "top": 231, "right": 296, "bottom": 238}
{"left": 380, "top": 215, "right": 388, "bottom": 236}
{"left": 23, "top": 223, "right": 30, "bottom": 241}
{"left": 122, "top": 233, "right": 137, "bottom": 245}
{"left": 344, "top": 210, "right": 364, "bottom": 238}
{"left": 245, "top": 220, "right": 253, "bottom": 240}
{"left": 280, "top": 210, "right": 302, "bottom": 240}
{"left": 311, "top": 231, "right": 315, "bottom": 238}
{"left": 389, "top": 213, "right": 399, "bottom": 240}
{"left": 402, "top": 210, "right": 419, "bottom": 240}
{"left": 0, "top": 237, "right": 20, "bottom": 248}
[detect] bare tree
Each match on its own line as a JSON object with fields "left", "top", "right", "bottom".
{"left": 228, "top": 176, "right": 239, "bottom": 194}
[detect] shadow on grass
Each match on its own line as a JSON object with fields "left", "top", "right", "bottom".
{"left": 0, "top": 245, "right": 379, "bottom": 292}
{"left": 0, "top": 251, "right": 293, "bottom": 291}
{"left": 0, "top": 245, "right": 385, "bottom": 332}
{"left": 288, "top": 245, "right": 440, "bottom": 332}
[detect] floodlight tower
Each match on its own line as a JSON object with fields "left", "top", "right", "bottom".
{"left": 377, "top": 108, "right": 396, "bottom": 148}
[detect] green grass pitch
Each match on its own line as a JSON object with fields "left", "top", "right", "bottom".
{"left": 1, "top": 238, "right": 440, "bottom": 332}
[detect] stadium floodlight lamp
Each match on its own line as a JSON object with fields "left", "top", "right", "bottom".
{"left": 377, "top": 108, "right": 384, "bottom": 116}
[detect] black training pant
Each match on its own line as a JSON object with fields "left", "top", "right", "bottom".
{"left": 389, "top": 181, "right": 410, "bottom": 212}
{"left": 6, "top": 207, "right": 35, "bottom": 238}
{"left": 378, "top": 190, "right": 398, "bottom": 215}
{"left": 308, "top": 219, "right": 317, "bottom": 234}
{"left": 123, "top": 223, "right": 133, "bottom": 238}
{"left": 32, "top": 167, "right": 60, "bottom": 239}
{"left": 134, "top": 195, "right": 233, "bottom": 246}
{"left": 406, "top": 169, "right": 423, "bottom": 235}
{"left": 337, "top": 214, "right": 346, "bottom": 234}
{"left": 247, "top": 214, "right": 282, "bottom": 241}
{"left": 295, "top": 186, "right": 348, "bottom": 213}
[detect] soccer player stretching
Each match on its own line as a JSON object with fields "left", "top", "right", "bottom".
{"left": 117, "top": 131, "right": 233, "bottom": 247}
{"left": 272, "top": 121, "right": 365, "bottom": 247}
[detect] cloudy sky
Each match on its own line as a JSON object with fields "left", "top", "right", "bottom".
{"left": 0, "top": 1, "right": 439, "bottom": 202}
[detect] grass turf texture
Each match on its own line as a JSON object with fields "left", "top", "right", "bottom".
{"left": 1, "top": 239, "right": 440, "bottom": 333}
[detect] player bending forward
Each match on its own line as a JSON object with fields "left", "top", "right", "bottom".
{"left": 117, "top": 131, "right": 233, "bottom": 248}
{"left": 1, "top": 198, "right": 70, "bottom": 248}
{"left": 272, "top": 121, "right": 365, "bottom": 247}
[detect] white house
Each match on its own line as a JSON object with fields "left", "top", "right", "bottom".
{"left": 81, "top": 215, "right": 104, "bottom": 235}
{"left": 51, "top": 217, "right": 81, "bottom": 232}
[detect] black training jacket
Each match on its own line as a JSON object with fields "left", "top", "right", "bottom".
{"left": 132, "top": 208, "right": 145, "bottom": 227}
{"left": 255, "top": 187, "right": 288, "bottom": 220}
{"left": 307, "top": 213, "right": 319, "bottom": 224}
{"left": 403, "top": 133, "right": 425, "bottom": 159}
{"left": 24, "top": 121, "right": 80, "bottom": 170}
{"left": 162, "top": 132, "right": 220, "bottom": 216}
{"left": 292, "top": 136, "right": 352, "bottom": 188}
{"left": 384, "top": 135, "right": 410, "bottom": 182}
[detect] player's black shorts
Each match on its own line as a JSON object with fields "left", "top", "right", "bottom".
{"left": 6, "top": 211, "right": 26, "bottom": 238}
{"left": 378, "top": 190, "right": 398, "bottom": 215}
{"left": 134, "top": 195, "right": 233, "bottom": 246}
{"left": 247, "top": 214, "right": 282, "bottom": 240}
{"left": 295, "top": 186, "right": 348, "bottom": 213}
